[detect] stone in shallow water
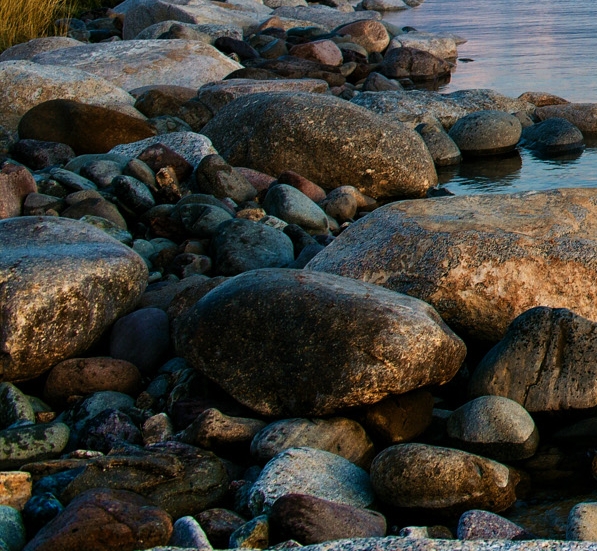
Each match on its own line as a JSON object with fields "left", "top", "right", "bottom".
{"left": 520, "top": 117, "right": 584, "bottom": 156}
{"left": 306, "top": 188, "right": 597, "bottom": 342}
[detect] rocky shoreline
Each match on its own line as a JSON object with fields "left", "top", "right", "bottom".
{"left": 3, "top": 0, "right": 597, "bottom": 549}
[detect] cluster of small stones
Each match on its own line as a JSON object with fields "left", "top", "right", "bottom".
{"left": 3, "top": 0, "right": 597, "bottom": 550}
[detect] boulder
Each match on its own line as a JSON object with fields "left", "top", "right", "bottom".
{"left": 520, "top": 117, "right": 584, "bottom": 156}
{"left": 272, "top": 6, "right": 380, "bottom": 31}
{"left": 248, "top": 447, "right": 374, "bottom": 516}
{"left": 306, "top": 188, "right": 597, "bottom": 342}
{"left": 448, "top": 110, "right": 522, "bottom": 156}
{"left": 370, "top": 443, "right": 518, "bottom": 517}
{"left": 535, "top": 103, "right": 597, "bottom": 133}
{"left": 388, "top": 32, "right": 458, "bottom": 60}
{"left": 379, "top": 47, "right": 452, "bottom": 82}
{"left": 31, "top": 40, "right": 242, "bottom": 91}
{"left": 0, "top": 217, "right": 147, "bottom": 382}
{"left": 173, "top": 268, "right": 465, "bottom": 416}
{"left": 0, "top": 164, "right": 37, "bottom": 219}
{"left": 447, "top": 396, "right": 539, "bottom": 461}
{"left": 289, "top": 40, "right": 343, "bottom": 66}
{"left": 0, "top": 37, "right": 81, "bottom": 61}
{"left": 335, "top": 20, "right": 390, "bottom": 54}
{"left": 133, "top": 20, "right": 243, "bottom": 42}
{"left": 415, "top": 120, "right": 462, "bottom": 166}
{"left": 201, "top": 92, "right": 437, "bottom": 200}
{"left": 195, "top": 78, "right": 329, "bottom": 115}
{"left": 458, "top": 510, "right": 533, "bottom": 541}
{"left": 469, "top": 307, "right": 597, "bottom": 413}
{"left": 23, "top": 488, "right": 172, "bottom": 551}
{"left": 360, "top": 0, "right": 408, "bottom": 11}
{"left": 567, "top": 503, "right": 597, "bottom": 541}
{"left": 18, "top": 99, "right": 156, "bottom": 155}
{"left": 0, "top": 60, "right": 135, "bottom": 132}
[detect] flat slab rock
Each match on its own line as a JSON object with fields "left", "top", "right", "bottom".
{"left": 173, "top": 268, "right": 465, "bottom": 416}
{"left": 0, "top": 217, "right": 147, "bottom": 382}
{"left": 307, "top": 188, "right": 597, "bottom": 342}
{"left": 31, "top": 40, "right": 242, "bottom": 91}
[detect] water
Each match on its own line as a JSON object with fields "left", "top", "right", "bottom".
{"left": 382, "top": 0, "right": 597, "bottom": 194}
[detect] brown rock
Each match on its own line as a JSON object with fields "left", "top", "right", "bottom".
{"left": 535, "top": 103, "right": 597, "bottom": 132}
{"left": 370, "top": 443, "right": 519, "bottom": 517}
{"left": 336, "top": 20, "right": 390, "bottom": 53}
{"left": 18, "top": 99, "right": 156, "bottom": 155}
{"left": 289, "top": 40, "right": 344, "bottom": 67}
{"left": 133, "top": 85, "right": 197, "bottom": 118}
{"left": 360, "top": 390, "right": 434, "bottom": 445}
{"left": 380, "top": 47, "right": 452, "bottom": 81}
{"left": 0, "top": 471, "right": 32, "bottom": 510}
{"left": 61, "top": 197, "right": 127, "bottom": 229}
{"left": 23, "top": 488, "right": 172, "bottom": 551}
{"left": 518, "top": 91, "right": 570, "bottom": 107}
{"left": 270, "top": 494, "right": 386, "bottom": 544}
{"left": 278, "top": 170, "right": 327, "bottom": 203}
{"left": 44, "top": 357, "right": 142, "bottom": 406}
{"left": 306, "top": 188, "right": 597, "bottom": 342}
{"left": 235, "top": 167, "right": 276, "bottom": 193}
{"left": 136, "top": 143, "right": 194, "bottom": 184}
{"left": 0, "top": 163, "right": 37, "bottom": 219}
{"left": 167, "top": 276, "right": 228, "bottom": 323}
{"left": 198, "top": 508, "right": 247, "bottom": 549}
{"left": 173, "top": 268, "right": 465, "bottom": 417}
{"left": 255, "top": 57, "right": 345, "bottom": 87}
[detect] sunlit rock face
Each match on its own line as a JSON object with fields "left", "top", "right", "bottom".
{"left": 0, "top": 217, "right": 147, "bottom": 382}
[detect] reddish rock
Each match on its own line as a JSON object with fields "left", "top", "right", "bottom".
{"left": 23, "top": 488, "right": 172, "bottom": 551}
{"left": 277, "top": 170, "right": 326, "bottom": 203}
{"left": 336, "top": 20, "right": 390, "bottom": 54}
{"left": 44, "top": 357, "right": 142, "bottom": 405}
{"left": 236, "top": 167, "right": 277, "bottom": 193}
{"left": 136, "top": 143, "right": 194, "bottom": 184}
{"left": 289, "top": 40, "right": 343, "bottom": 67}
{"left": 0, "top": 163, "right": 37, "bottom": 219}
{"left": 18, "top": 99, "right": 156, "bottom": 155}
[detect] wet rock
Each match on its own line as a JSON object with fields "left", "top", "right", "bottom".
{"left": 448, "top": 110, "right": 522, "bottom": 156}
{"left": 251, "top": 417, "right": 374, "bottom": 469}
{"left": 0, "top": 164, "right": 37, "bottom": 220}
{"left": 31, "top": 40, "right": 242, "bottom": 91}
{"left": 360, "top": 390, "right": 434, "bottom": 445}
{"left": 201, "top": 92, "right": 437, "bottom": 200}
{"left": 210, "top": 219, "right": 295, "bottom": 276}
{"left": 18, "top": 99, "right": 156, "bottom": 156}
{"left": 306, "top": 188, "right": 597, "bottom": 342}
{"left": 447, "top": 396, "right": 539, "bottom": 461}
{"left": 23, "top": 488, "right": 172, "bottom": 551}
{"left": 110, "top": 307, "right": 170, "bottom": 376}
{"left": 174, "top": 268, "right": 465, "bottom": 417}
{"left": 270, "top": 494, "right": 386, "bottom": 544}
{"left": 370, "top": 443, "right": 518, "bottom": 517}
{"left": 248, "top": 447, "right": 374, "bottom": 516}
{"left": 0, "top": 423, "right": 70, "bottom": 470}
{"left": 0, "top": 472, "right": 32, "bottom": 511}
{"left": 458, "top": 509, "right": 533, "bottom": 540}
{"left": 0, "top": 217, "right": 147, "bottom": 382}
{"left": 520, "top": 117, "right": 584, "bottom": 156}
{"left": 263, "top": 184, "right": 328, "bottom": 234}
{"left": 415, "top": 120, "right": 462, "bottom": 166}
{"left": 469, "top": 307, "right": 597, "bottom": 413}
{"left": 229, "top": 515, "right": 269, "bottom": 549}
{"left": 0, "top": 60, "right": 135, "bottom": 132}
{"left": 380, "top": 47, "right": 452, "bottom": 81}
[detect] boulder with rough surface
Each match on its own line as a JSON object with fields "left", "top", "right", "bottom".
{"left": 201, "top": 92, "right": 437, "bottom": 200}
{"left": 31, "top": 40, "right": 242, "bottom": 91}
{"left": 0, "top": 217, "right": 147, "bottom": 382}
{"left": 173, "top": 268, "right": 465, "bottom": 417}
{"left": 535, "top": 103, "right": 597, "bottom": 133}
{"left": 307, "top": 188, "right": 597, "bottom": 342}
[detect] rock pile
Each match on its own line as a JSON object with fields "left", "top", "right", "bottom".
{"left": 2, "top": 0, "right": 597, "bottom": 549}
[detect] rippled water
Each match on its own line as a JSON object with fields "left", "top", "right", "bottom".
{"left": 383, "top": 0, "right": 597, "bottom": 194}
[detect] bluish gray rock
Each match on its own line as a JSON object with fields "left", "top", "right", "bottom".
{"left": 0, "top": 506, "right": 25, "bottom": 551}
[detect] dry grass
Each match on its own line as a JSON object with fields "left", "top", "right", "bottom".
{"left": 0, "top": 0, "right": 119, "bottom": 52}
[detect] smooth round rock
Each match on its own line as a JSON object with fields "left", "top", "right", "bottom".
{"left": 520, "top": 117, "right": 584, "bottom": 156}
{"left": 169, "top": 516, "right": 212, "bottom": 550}
{"left": 447, "top": 396, "right": 539, "bottom": 461}
{"left": 567, "top": 502, "right": 597, "bottom": 541}
{"left": 0, "top": 217, "right": 147, "bottom": 382}
{"left": 336, "top": 21, "right": 390, "bottom": 53}
{"left": 248, "top": 447, "right": 374, "bottom": 516}
{"left": 448, "top": 110, "right": 522, "bottom": 156}
{"left": 370, "top": 443, "right": 518, "bottom": 517}
{"left": 416, "top": 121, "right": 462, "bottom": 166}
{"left": 0, "top": 505, "right": 25, "bottom": 551}
{"left": 0, "top": 383, "right": 35, "bottom": 429}
{"left": 197, "top": 508, "right": 246, "bottom": 548}
{"left": 22, "top": 492, "right": 65, "bottom": 537}
{"left": 251, "top": 417, "right": 374, "bottom": 469}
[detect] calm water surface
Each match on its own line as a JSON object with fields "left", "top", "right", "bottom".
{"left": 383, "top": 0, "right": 597, "bottom": 194}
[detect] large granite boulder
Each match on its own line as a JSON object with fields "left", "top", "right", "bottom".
{"left": 173, "top": 268, "right": 465, "bottom": 417}
{"left": 307, "top": 188, "right": 597, "bottom": 342}
{"left": 535, "top": 103, "right": 597, "bottom": 133}
{"left": 0, "top": 60, "right": 135, "bottom": 132}
{"left": 31, "top": 40, "right": 242, "bottom": 91}
{"left": 469, "top": 307, "right": 597, "bottom": 413}
{"left": 201, "top": 92, "right": 438, "bottom": 200}
{"left": 273, "top": 6, "right": 380, "bottom": 30}
{"left": 0, "top": 217, "right": 147, "bottom": 382}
